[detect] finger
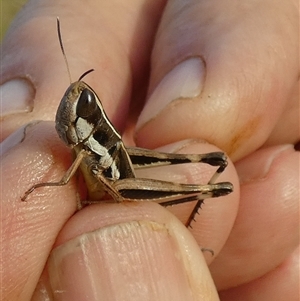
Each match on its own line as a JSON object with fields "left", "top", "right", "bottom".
{"left": 219, "top": 246, "right": 299, "bottom": 301}
{"left": 135, "top": 0, "right": 299, "bottom": 161}
{"left": 143, "top": 141, "right": 240, "bottom": 262}
{"left": 0, "top": 122, "right": 235, "bottom": 300}
{"left": 209, "top": 145, "right": 299, "bottom": 290}
{"left": 0, "top": 0, "right": 165, "bottom": 141}
{"left": 33, "top": 202, "right": 220, "bottom": 301}
{"left": 1, "top": 122, "right": 77, "bottom": 301}
{"left": 264, "top": 77, "right": 300, "bottom": 147}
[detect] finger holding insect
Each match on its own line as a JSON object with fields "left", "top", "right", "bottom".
{"left": 0, "top": 123, "right": 225, "bottom": 301}
{"left": 0, "top": 122, "right": 78, "bottom": 301}
{"left": 0, "top": 0, "right": 166, "bottom": 141}
{"left": 0, "top": 123, "right": 234, "bottom": 301}
{"left": 34, "top": 202, "right": 221, "bottom": 301}
{"left": 135, "top": 0, "right": 299, "bottom": 161}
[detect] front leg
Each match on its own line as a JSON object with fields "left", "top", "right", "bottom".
{"left": 21, "top": 149, "right": 88, "bottom": 201}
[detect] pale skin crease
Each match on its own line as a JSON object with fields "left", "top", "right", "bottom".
{"left": 0, "top": 1, "right": 299, "bottom": 301}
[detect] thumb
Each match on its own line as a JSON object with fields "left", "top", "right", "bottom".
{"left": 33, "top": 203, "right": 219, "bottom": 301}
{"left": 135, "top": 0, "right": 298, "bottom": 161}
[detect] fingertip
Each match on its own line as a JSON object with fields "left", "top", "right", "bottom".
{"left": 136, "top": 1, "right": 298, "bottom": 160}
{"left": 45, "top": 202, "right": 219, "bottom": 301}
{"left": 210, "top": 144, "right": 299, "bottom": 290}
{"left": 1, "top": 121, "right": 76, "bottom": 300}
{"left": 158, "top": 140, "right": 240, "bottom": 260}
{"left": 1, "top": 7, "right": 132, "bottom": 138}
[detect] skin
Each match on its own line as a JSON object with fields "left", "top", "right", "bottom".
{"left": 0, "top": 0, "right": 299, "bottom": 300}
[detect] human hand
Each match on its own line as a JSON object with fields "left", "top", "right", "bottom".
{"left": 1, "top": 1, "right": 298, "bottom": 300}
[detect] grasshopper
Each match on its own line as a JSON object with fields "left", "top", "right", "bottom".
{"left": 22, "top": 19, "right": 233, "bottom": 227}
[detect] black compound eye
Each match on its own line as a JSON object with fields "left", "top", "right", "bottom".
{"left": 76, "top": 89, "right": 97, "bottom": 118}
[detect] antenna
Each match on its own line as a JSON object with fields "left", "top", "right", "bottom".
{"left": 78, "top": 69, "right": 95, "bottom": 81}
{"left": 57, "top": 17, "right": 72, "bottom": 83}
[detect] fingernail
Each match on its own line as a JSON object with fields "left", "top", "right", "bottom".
{"left": 0, "top": 124, "right": 27, "bottom": 156}
{"left": 154, "top": 139, "right": 209, "bottom": 154}
{"left": 137, "top": 57, "right": 205, "bottom": 130}
{"left": 236, "top": 145, "right": 292, "bottom": 184}
{"left": 0, "top": 78, "right": 35, "bottom": 117}
{"left": 48, "top": 221, "right": 194, "bottom": 301}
